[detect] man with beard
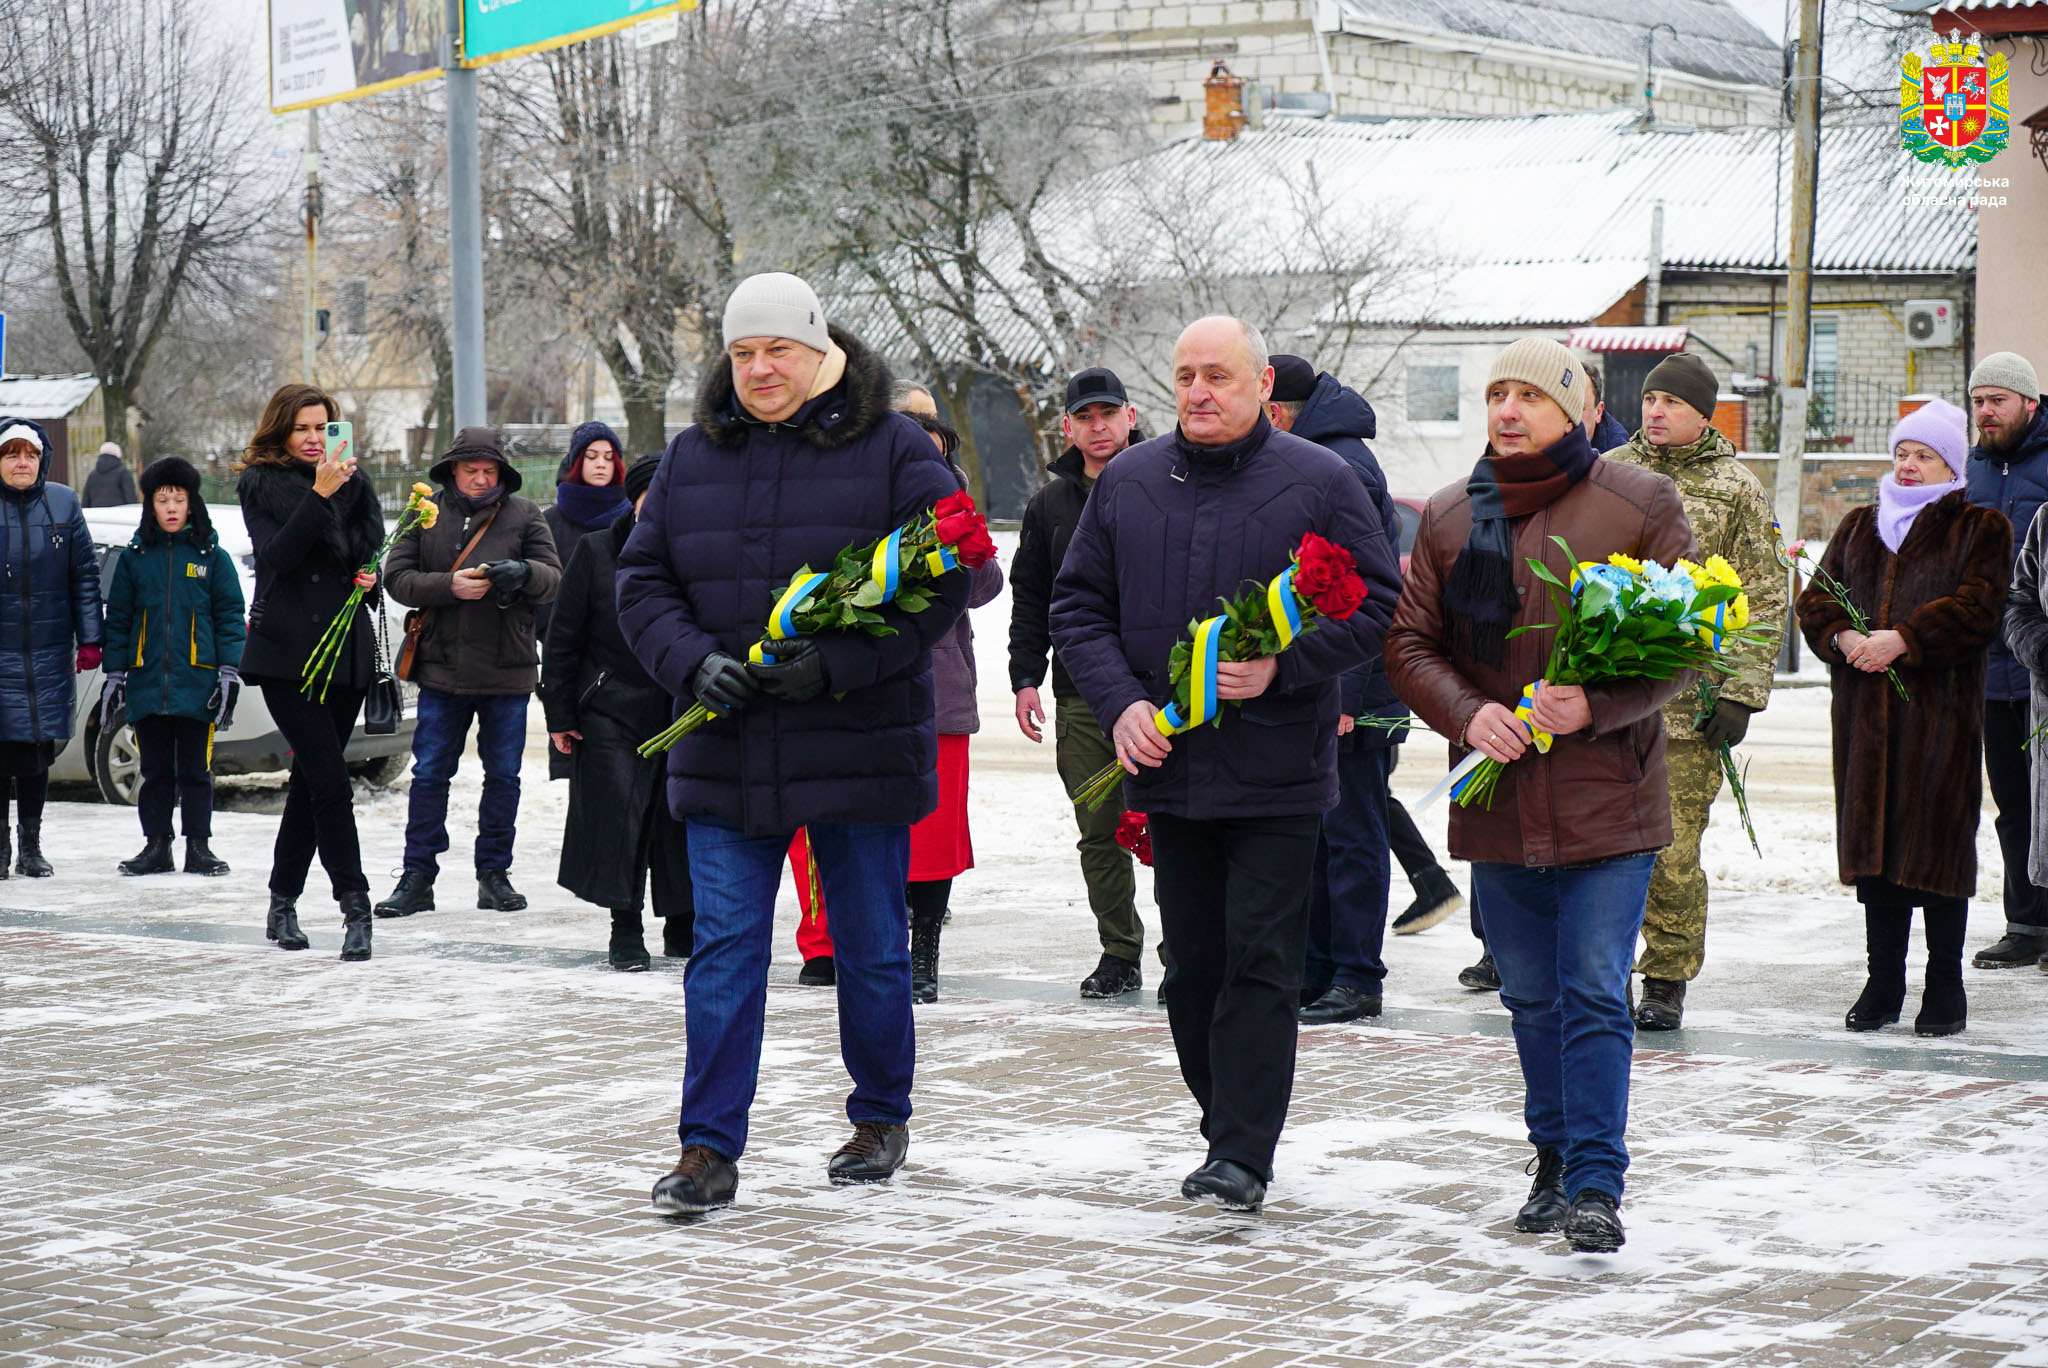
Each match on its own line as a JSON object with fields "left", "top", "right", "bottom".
{"left": 1965, "top": 352, "right": 2048, "bottom": 968}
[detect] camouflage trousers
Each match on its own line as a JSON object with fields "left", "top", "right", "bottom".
{"left": 1635, "top": 737, "right": 1723, "bottom": 983}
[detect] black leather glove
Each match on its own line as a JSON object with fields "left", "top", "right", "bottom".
{"left": 485, "top": 560, "right": 532, "bottom": 592}
{"left": 1699, "top": 698, "right": 1754, "bottom": 749}
{"left": 693, "top": 650, "right": 760, "bottom": 715}
{"left": 747, "top": 637, "right": 830, "bottom": 703}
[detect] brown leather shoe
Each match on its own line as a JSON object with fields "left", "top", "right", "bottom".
{"left": 827, "top": 1121, "right": 908, "bottom": 1185}
{"left": 651, "top": 1145, "right": 738, "bottom": 1213}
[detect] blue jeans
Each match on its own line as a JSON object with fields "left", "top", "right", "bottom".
{"left": 402, "top": 688, "right": 528, "bottom": 876}
{"left": 680, "top": 818, "right": 914, "bottom": 1160}
{"left": 1305, "top": 746, "right": 1393, "bottom": 994}
{"left": 1474, "top": 852, "right": 1655, "bottom": 1202}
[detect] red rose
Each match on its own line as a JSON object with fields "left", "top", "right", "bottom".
{"left": 1308, "top": 574, "right": 1366, "bottom": 620}
{"left": 955, "top": 523, "right": 999, "bottom": 568}
{"left": 934, "top": 490, "right": 976, "bottom": 521}
{"left": 1114, "top": 811, "right": 1153, "bottom": 867}
{"left": 933, "top": 489, "right": 996, "bottom": 566}
{"left": 1292, "top": 532, "right": 1368, "bottom": 620}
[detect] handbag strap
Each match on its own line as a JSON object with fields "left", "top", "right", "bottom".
{"left": 451, "top": 509, "right": 499, "bottom": 574}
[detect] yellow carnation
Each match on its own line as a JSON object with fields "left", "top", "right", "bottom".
{"left": 1607, "top": 552, "right": 1645, "bottom": 575}
{"left": 412, "top": 481, "right": 434, "bottom": 497}
{"left": 1727, "top": 591, "right": 1750, "bottom": 630}
{"left": 1674, "top": 557, "right": 1706, "bottom": 586}
{"left": 1703, "top": 554, "right": 1741, "bottom": 587}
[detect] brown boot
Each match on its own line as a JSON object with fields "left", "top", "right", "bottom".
{"left": 651, "top": 1145, "right": 737, "bottom": 1214}
{"left": 827, "top": 1121, "right": 907, "bottom": 1185}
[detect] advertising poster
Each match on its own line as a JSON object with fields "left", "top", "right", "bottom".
{"left": 461, "top": 0, "right": 693, "bottom": 67}
{"left": 270, "top": 0, "right": 446, "bottom": 113}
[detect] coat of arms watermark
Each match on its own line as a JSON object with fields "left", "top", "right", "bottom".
{"left": 1901, "top": 35, "right": 2010, "bottom": 166}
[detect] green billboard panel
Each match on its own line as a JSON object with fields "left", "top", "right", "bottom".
{"left": 462, "top": 0, "right": 694, "bottom": 66}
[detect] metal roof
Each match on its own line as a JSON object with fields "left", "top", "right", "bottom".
{"left": 1569, "top": 325, "right": 1693, "bottom": 351}
{"left": 840, "top": 112, "right": 1977, "bottom": 368}
{"left": 0, "top": 374, "right": 100, "bottom": 420}
{"left": 1335, "top": 0, "right": 1782, "bottom": 88}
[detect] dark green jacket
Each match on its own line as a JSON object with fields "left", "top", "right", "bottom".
{"left": 103, "top": 528, "right": 247, "bottom": 722}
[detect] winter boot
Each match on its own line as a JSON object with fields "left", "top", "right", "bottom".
{"left": 1633, "top": 977, "right": 1687, "bottom": 1031}
{"left": 119, "top": 835, "right": 176, "bottom": 877}
{"left": 828, "top": 1121, "right": 908, "bottom": 1185}
{"left": 652, "top": 1146, "right": 738, "bottom": 1215}
{"left": 1565, "top": 1189, "right": 1625, "bottom": 1253}
{"left": 374, "top": 871, "right": 434, "bottom": 918}
{"left": 339, "top": 892, "right": 373, "bottom": 963}
{"left": 661, "top": 916, "right": 692, "bottom": 960}
{"left": 608, "top": 909, "right": 651, "bottom": 972}
{"left": 1973, "top": 929, "right": 2048, "bottom": 969}
{"left": 1392, "top": 868, "right": 1465, "bottom": 935}
{"left": 1078, "top": 953, "right": 1142, "bottom": 998}
{"left": 184, "top": 839, "right": 230, "bottom": 877}
{"left": 476, "top": 869, "right": 527, "bottom": 912}
{"left": 1458, "top": 952, "right": 1501, "bottom": 991}
{"left": 265, "top": 893, "right": 310, "bottom": 952}
{"left": 1846, "top": 904, "right": 1910, "bottom": 1032}
{"left": 1181, "top": 1159, "right": 1265, "bottom": 1214}
{"left": 909, "top": 908, "right": 942, "bottom": 1005}
{"left": 17, "top": 822, "right": 52, "bottom": 877}
{"left": 798, "top": 955, "right": 836, "bottom": 986}
{"left": 1515, "top": 1146, "right": 1568, "bottom": 1233}
{"left": 1917, "top": 901, "right": 1968, "bottom": 1037}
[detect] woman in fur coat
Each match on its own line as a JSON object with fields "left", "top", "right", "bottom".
{"left": 1798, "top": 398, "right": 2010, "bottom": 1037}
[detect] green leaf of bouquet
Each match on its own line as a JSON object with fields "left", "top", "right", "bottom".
{"left": 851, "top": 580, "right": 885, "bottom": 608}
{"left": 894, "top": 591, "right": 930, "bottom": 612}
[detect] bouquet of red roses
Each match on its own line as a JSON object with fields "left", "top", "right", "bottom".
{"left": 640, "top": 491, "right": 996, "bottom": 754}
{"left": 1113, "top": 812, "right": 1153, "bottom": 867}
{"left": 1073, "top": 532, "right": 1370, "bottom": 809}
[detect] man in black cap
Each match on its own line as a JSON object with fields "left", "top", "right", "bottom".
{"left": 1010, "top": 367, "right": 1152, "bottom": 998}
{"left": 1265, "top": 356, "right": 1408, "bottom": 1022}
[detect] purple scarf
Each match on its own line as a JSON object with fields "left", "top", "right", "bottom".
{"left": 1875, "top": 473, "right": 1963, "bottom": 553}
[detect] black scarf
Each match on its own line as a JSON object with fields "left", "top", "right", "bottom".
{"left": 1446, "top": 424, "right": 1598, "bottom": 667}
{"left": 1174, "top": 415, "right": 1272, "bottom": 474}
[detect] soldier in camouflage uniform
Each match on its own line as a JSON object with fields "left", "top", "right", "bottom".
{"left": 1602, "top": 352, "right": 1784, "bottom": 1030}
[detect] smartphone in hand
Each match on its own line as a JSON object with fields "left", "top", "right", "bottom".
{"left": 323, "top": 420, "right": 356, "bottom": 467}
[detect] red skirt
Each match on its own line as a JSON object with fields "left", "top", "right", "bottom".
{"left": 909, "top": 734, "right": 973, "bottom": 882}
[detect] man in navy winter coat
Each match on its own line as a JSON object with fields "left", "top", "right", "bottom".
{"left": 1265, "top": 355, "right": 1404, "bottom": 1026}
{"left": 1051, "top": 317, "right": 1401, "bottom": 1213}
{"left": 618, "top": 273, "right": 968, "bottom": 1215}
{"left": 1964, "top": 351, "right": 2048, "bottom": 968}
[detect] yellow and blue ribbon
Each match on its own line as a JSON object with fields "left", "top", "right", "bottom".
{"left": 1434, "top": 681, "right": 1552, "bottom": 806}
{"left": 925, "top": 545, "right": 960, "bottom": 578}
{"left": 1267, "top": 567, "right": 1302, "bottom": 651}
{"left": 1696, "top": 601, "right": 1727, "bottom": 651}
{"left": 746, "top": 571, "right": 829, "bottom": 668}
{"left": 871, "top": 527, "right": 904, "bottom": 604}
{"left": 1155, "top": 614, "right": 1225, "bottom": 736}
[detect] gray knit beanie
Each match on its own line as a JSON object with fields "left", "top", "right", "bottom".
{"left": 722, "top": 272, "right": 830, "bottom": 354}
{"left": 1970, "top": 351, "right": 2041, "bottom": 400}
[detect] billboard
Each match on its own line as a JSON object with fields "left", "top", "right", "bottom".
{"left": 269, "top": 0, "right": 447, "bottom": 113}
{"left": 461, "top": 0, "right": 694, "bottom": 67}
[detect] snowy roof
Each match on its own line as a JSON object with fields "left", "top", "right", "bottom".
{"left": 0, "top": 374, "right": 99, "bottom": 420}
{"left": 1570, "top": 325, "right": 1693, "bottom": 350}
{"left": 1335, "top": 0, "right": 1782, "bottom": 88}
{"left": 839, "top": 112, "right": 1978, "bottom": 367}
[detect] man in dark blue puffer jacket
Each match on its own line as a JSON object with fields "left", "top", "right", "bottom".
{"left": 1052, "top": 317, "right": 1401, "bottom": 1215}
{"left": 618, "top": 273, "right": 968, "bottom": 1215}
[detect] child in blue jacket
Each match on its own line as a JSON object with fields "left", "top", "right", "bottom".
{"left": 101, "top": 458, "right": 247, "bottom": 877}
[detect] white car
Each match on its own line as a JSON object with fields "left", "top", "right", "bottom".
{"left": 51, "top": 506, "right": 417, "bottom": 804}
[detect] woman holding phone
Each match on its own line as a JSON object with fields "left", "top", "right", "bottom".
{"left": 235, "top": 385, "right": 386, "bottom": 961}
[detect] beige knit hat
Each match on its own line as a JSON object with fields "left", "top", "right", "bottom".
{"left": 1486, "top": 336, "right": 1585, "bottom": 425}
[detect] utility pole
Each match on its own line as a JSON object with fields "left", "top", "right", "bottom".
{"left": 1774, "top": 0, "right": 1823, "bottom": 671}
{"left": 444, "top": 0, "right": 487, "bottom": 429}
{"left": 302, "top": 109, "right": 322, "bottom": 384}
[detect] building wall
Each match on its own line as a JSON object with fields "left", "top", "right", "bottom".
{"left": 1043, "top": 0, "right": 1773, "bottom": 138}
{"left": 1974, "top": 37, "right": 2048, "bottom": 380}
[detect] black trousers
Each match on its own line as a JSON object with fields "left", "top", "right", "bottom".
{"left": 261, "top": 681, "right": 369, "bottom": 899}
{"left": 1149, "top": 811, "right": 1321, "bottom": 1182}
{"left": 1983, "top": 699, "right": 2048, "bottom": 932}
{"left": 135, "top": 714, "right": 212, "bottom": 839}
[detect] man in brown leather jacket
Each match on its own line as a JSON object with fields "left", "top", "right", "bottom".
{"left": 1385, "top": 336, "right": 1697, "bottom": 1256}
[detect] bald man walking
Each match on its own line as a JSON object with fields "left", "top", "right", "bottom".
{"left": 1051, "top": 317, "right": 1401, "bottom": 1213}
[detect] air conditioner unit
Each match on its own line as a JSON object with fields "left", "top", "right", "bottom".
{"left": 1903, "top": 299, "right": 1959, "bottom": 349}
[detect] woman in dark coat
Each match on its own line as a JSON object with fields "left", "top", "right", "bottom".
{"left": 236, "top": 385, "right": 387, "bottom": 961}
{"left": 0, "top": 417, "right": 102, "bottom": 877}
{"left": 541, "top": 421, "right": 630, "bottom": 781}
{"left": 543, "top": 455, "right": 692, "bottom": 970}
{"left": 1798, "top": 398, "right": 2010, "bottom": 1037}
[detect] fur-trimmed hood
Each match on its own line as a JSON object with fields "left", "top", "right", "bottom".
{"left": 693, "top": 325, "right": 895, "bottom": 452}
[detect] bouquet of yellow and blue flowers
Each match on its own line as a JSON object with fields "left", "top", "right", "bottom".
{"left": 1427, "top": 538, "right": 1768, "bottom": 811}
{"left": 301, "top": 482, "right": 439, "bottom": 702}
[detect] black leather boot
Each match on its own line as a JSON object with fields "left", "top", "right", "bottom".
{"left": 1515, "top": 1146, "right": 1568, "bottom": 1233}
{"left": 1917, "top": 901, "right": 1968, "bottom": 1037}
{"left": 119, "top": 835, "right": 176, "bottom": 877}
{"left": 661, "top": 915, "right": 692, "bottom": 960}
{"left": 477, "top": 869, "right": 527, "bottom": 911}
{"left": 1846, "top": 904, "right": 1910, "bottom": 1032}
{"left": 608, "top": 909, "right": 651, "bottom": 971}
{"left": 17, "top": 822, "right": 52, "bottom": 877}
{"left": 374, "top": 871, "right": 434, "bottom": 918}
{"left": 339, "top": 892, "right": 372, "bottom": 962}
{"left": 266, "top": 893, "right": 310, "bottom": 951}
{"left": 184, "top": 839, "right": 230, "bottom": 877}
{"left": 910, "top": 908, "right": 941, "bottom": 1005}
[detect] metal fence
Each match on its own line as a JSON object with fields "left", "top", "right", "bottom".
{"left": 1748, "top": 376, "right": 1964, "bottom": 455}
